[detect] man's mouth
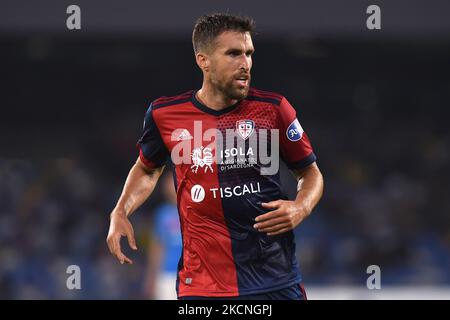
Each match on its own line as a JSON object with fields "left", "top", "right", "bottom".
{"left": 235, "top": 75, "right": 249, "bottom": 87}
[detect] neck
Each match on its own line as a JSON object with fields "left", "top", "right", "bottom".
{"left": 196, "top": 82, "right": 238, "bottom": 111}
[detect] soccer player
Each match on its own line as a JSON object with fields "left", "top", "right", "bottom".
{"left": 107, "top": 13, "right": 324, "bottom": 300}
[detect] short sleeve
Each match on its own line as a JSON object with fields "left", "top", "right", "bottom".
{"left": 278, "top": 97, "right": 317, "bottom": 169}
{"left": 136, "top": 103, "right": 169, "bottom": 168}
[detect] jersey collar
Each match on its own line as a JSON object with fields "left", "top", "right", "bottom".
{"left": 191, "top": 90, "right": 242, "bottom": 116}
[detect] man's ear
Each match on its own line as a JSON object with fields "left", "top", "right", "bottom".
{"left": 196, "top": 52, "right": 210, "bottom": 72}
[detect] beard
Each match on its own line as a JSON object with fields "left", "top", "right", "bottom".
{"left": 213, "top": 73, "right": 251, "bottom": 101}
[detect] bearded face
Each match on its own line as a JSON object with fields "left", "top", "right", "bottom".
{"left": 207, "top": 31, "right": 254, "bottom": 101}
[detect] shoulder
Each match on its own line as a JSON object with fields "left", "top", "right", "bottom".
{"left": 246, "top": 88, "right": 285, "bottom": 106}
{"left": 151, "top": 90, "right": 194, "bottom": 110}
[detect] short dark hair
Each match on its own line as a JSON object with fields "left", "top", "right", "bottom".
{"left": 192, "top": 13, "right": 255, "bottom": 55}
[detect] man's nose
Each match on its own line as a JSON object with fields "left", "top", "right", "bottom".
{"left": 240, "top": 55, "right": 251, "bottom": 71}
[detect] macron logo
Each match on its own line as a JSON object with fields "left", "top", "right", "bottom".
{"left": 191, "top": 185, "right": 205, "bottom": 203}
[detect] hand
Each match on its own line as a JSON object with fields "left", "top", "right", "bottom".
{"left": 254, "top": 200, "right": 310, "bottom": 236}
{"left": 106, "top": 210, "right": 138, "bottom": 264}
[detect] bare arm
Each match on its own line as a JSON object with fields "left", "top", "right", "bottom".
{"left": 254, "top": 162, "right": 324, "bottom": 236}
{"left": 106, "top": 158, "right": 165, "bottom": 264}
{"left": 292, "top": 162, "right": 324, "bottom": 216}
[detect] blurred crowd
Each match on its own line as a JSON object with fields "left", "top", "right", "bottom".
{"left": 1, "top": 36, "right": 449, "bottom": 298}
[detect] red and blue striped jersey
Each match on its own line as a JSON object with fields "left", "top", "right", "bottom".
{"left": 137, "top": 88, "right": 317, "bottom": 297}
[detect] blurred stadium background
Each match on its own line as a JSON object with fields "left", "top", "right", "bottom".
{"left": 1, "top": 0, "right": 450, "bottom": 299}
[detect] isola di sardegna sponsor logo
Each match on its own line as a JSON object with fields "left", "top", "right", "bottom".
{"left": 170, "top": 118, "right": 294, "bottom": 176}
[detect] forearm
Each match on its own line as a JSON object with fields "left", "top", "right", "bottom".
{"left": 113, "top": 158, "right": 165, "bottom": 217}
{"left": 294, "top": 163, "right": 324, "bottom": 215}
{"left": 255, "top": 163, "right": 324, "bottom": 235}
